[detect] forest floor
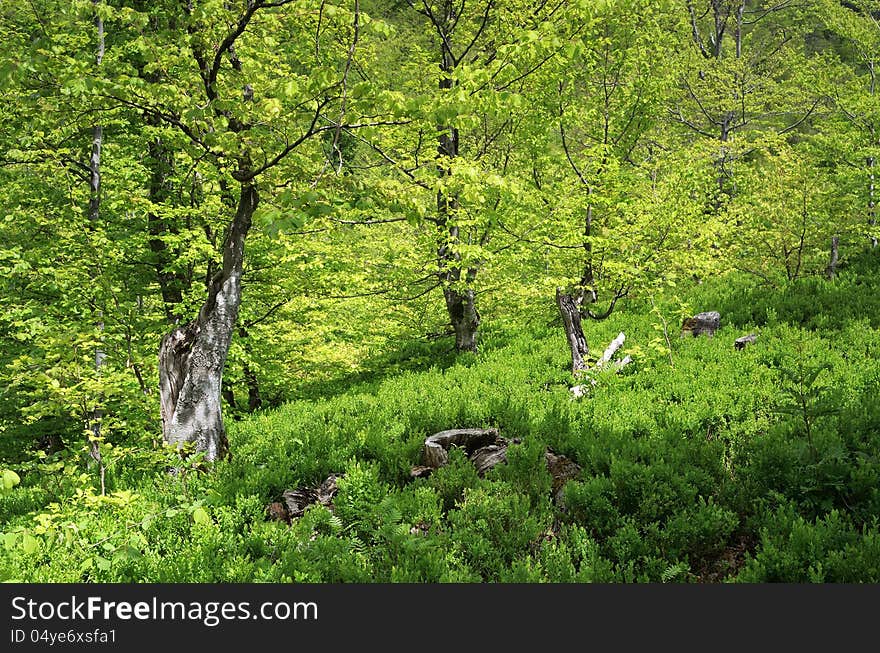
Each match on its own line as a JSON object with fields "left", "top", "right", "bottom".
{"left": 2, "top": 251, "right": 880, "bottom": 582}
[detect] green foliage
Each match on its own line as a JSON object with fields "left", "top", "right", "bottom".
{"left": 1, "top": 261, "right": 877, "bottom": 582}
{"left": 2, "top": 0, "right": 880, "bottom": 584}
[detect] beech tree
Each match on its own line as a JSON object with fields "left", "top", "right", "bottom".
{"left": 100, "top": 0, "right": 399, "bottom": 461}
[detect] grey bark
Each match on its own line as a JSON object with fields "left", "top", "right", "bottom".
{"left": 423, "top": 427, "right": 501, "bottom": 469}
{"left": 443, "top": 284, "right": 480, "bottom": 353}
{"left": 681, "top": 311, "right": 720, "bottom": 337}
{"left": 556, "top": 288, "right": 589, "bottom": 375}
{"left": 159, "top": 183, "right": 257, "bottom": 462}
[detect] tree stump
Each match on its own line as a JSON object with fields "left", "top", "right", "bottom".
{"left": 410, "top": 465, "right": 434, "bottom": 479}
{"left": 265, "top": 501, "right": 290, "bottom": 523}
{"left": 415, "top": 429, "right": 583, "bottom": 505}
{"left": 470, "top": 445, "right": 508, "bottom": 477}
{"left": 545, "top": 450, "right": 582, "bottom": 504}
{"left": 275, "top": 473, "right": 344, "bottom": 520}
{"left": 281, "top": 488, "right": 317, "bottom": 519}
{"left": 315, "top": 474, "right": 341, "bottom": 506}
{"left": 422, "top": 428, "right": 500, "bottom": 469}
{"left": 681, "top": 311, "right": 720, "bottom": 337}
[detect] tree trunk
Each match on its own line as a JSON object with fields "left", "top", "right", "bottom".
{"left": 158, "top": 183, "right": 257, "bottom": 462}
{"left": 444, "top": 285, "right": 480, "bottom": 353}
{"left": 556, "top": 288, "right": 589, "bottom": 375}
{"left": 244, "top": 361, "right": 262, "bottom": 411}
{"left": 433, "top": 3, "right": 481, "bottom": 353}
{"left": 87, "top": 0, "right": 106, "bottom": 493}
{"left": 826, "top": 234, "right": 839, "bottom": 279}
{"left": 147, "top": 121, "right": 187, "bottom": 323}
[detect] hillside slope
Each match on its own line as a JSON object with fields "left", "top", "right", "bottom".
{"left": 2, "top": 256, "right": 880, "bottom": 582}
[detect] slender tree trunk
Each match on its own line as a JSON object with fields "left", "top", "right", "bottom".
{"left": 88, "top": 0, "right": 106, "bottom": 493}
{"left": 244, "top": 361, "right": 262, "bottom": 412}
{"left": 146, "top": 117, "right": 187, "bottom": 323}
{"left": 826, "top": 234, "right": 839, "bottom": 279}
{"left": 158, "top": 183, "right": 257, "bottom": 462}
{"left": 434, "top": 1, "right": 480, "bottom": 353}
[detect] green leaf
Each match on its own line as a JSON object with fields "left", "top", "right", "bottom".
{"left": 1, "top": 469, "right": 21, "bottom": 492}
{"left": 192, "top": 506, "right": 211, "bottom": 525}
{"left": 21, "top": 533, "right": 39, "bottom": 556}
{"left": 113, "top": 545, "right": 143, "bottom": 562}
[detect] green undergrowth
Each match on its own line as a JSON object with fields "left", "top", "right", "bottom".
{"left": 2, "top": 255, "right": 880, "bottom": 582}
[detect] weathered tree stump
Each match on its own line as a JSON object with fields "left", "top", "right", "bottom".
{"left": 545, "top": 450, "right": 582, "bottom": 504}
{"left": 272, "top": 472, "right": 344, "bottom": 521}
{"left": 422, "top": 428, "right": 500, "bottom": 469}
{"left": 281, "top": 488, "right": 317, "bottom": 519}
{"left": 470, "top": 445, "right": 508, "bottom": 477}
{"left": 734, "top": 334, "right": 757, "bottom": 350}
{"left": 265, "top": 501, "right": 290, "bottom": 523}
{"left": 415, "top": 429, "right": 583, "bottom": 505}
{"left": 681, "top": 311, "right": 720, "bottom": 337}
{"left": 410, "top": 465, "right": 434, "bottom": 479}
{"left": 315, "top": 474, "right": 341, "bottom": 506}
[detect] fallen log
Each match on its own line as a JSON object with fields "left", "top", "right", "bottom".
{"left": 569, "top": 332, "right": 632, "bottom": 398}
{"left": 569, "top": 383, "right": 593, "bottom": 398}
{"left": 597, "top": 332, "right": 626, "bottom": 368}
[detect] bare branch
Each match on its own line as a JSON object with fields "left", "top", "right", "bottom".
{"left": 686, "top": 0, "right": 710, "bottom": 58}
{"left": 586, "top": 285, "right": 628, "bottom": 320}
{"left": 778, "top": 96, "right": 825, "bottom": 135}
{"left": 331, "top": 217, "right": 409, "bottom": 226}
{"left": 458, "top": 1, "right": 495, "bottom": 66}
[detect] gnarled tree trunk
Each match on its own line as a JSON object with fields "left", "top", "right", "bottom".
{"left": 158, "top": 183, "right": 257, "bottom": 462}
{"left": 556, "top": 288, "right": 589, "bottom": 375}
{"left": 444, "top": 282, "right": 480, "bottom": 353}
